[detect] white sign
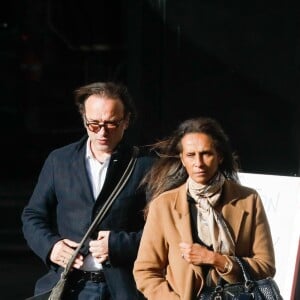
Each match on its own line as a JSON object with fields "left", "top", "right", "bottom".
{"left": 239, "top": 172, "right": 300, "bottom": 300}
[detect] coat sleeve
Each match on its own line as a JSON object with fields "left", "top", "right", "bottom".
{"left": 243, "top": 192, "right": 276, "bottom": 278}
{"left": 133, "top": 199, "right": 180, "bottom": 300}
{"left": 221, "top": 190, "right": 276, "bottom": 284}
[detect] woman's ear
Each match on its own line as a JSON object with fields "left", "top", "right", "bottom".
{"left": 218, "top": 155, "right": 223, "bottom": 164}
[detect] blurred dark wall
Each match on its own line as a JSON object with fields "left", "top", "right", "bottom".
{"left": 0, "top": 0, "right": 299, "bottom": 179}
{"left": 129, "top": 1, "right": 299, "bottom": 175}
{"left": 1, "top": 3, "right": 299, "bottom": 298}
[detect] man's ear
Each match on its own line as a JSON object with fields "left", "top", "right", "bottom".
{"left": 124, "top": 113, "right": 131, "bottom": 129}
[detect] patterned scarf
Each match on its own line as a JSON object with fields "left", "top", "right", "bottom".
{"left": 187, "top": 173, "right": 235, "bottom": 255}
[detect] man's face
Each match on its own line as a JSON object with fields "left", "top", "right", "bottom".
{"left": 180, "top": 132, "right": 222, "bottom": 185}
{"left": 84, "top": 95, "right": 129, "bottom": 154}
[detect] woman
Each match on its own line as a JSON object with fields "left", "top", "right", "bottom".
{"left": 133, "top": 117, "right": 276, "bottom": 300}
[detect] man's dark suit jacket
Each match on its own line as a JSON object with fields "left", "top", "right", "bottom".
{"left": 22, "top": 135, "right": 154, "bottom": 300}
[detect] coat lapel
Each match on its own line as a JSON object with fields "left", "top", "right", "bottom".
{"left": 174, "top": 184, "right": 194, "bottom": 244}
{"left": 221, "top": 181, "right": 246, "bottom": 244}
{"left": 173, "top": 184, "right": 204, "bottom": 282}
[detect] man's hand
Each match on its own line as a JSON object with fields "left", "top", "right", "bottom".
{"left": 89, "top": 231, "right": 110, "bottom": 264}
{"left": 50, "top": 239, "right": 84, "bottom": 269}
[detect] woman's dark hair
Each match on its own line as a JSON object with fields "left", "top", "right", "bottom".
{"left": 74, "top": 81, "right": 137, "bottom": 125}
{"left": 142, "top": 117, "right": 240, "bottom": 202}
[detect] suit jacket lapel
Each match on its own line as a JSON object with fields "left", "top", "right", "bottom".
{"left": 94, "top": 144, "right": 133, "bottom": 210}
{"left": 71, "top": 136, "right": 95, "bottom": 203}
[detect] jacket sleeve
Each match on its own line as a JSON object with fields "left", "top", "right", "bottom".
{"left": 106, "top": 189, "right": 148, "bottom": 267}
{"left": 21, "top": 153, "right": 62, "bottom": 266}
{"left": 105, "top": 155, "right": 155, "bottom": 268}
{"left": 108, "top": 229, "right": 143, "bottom": 267}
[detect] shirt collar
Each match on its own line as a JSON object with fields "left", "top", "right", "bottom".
{"left": 86, "top": 138, "right": 93, "bottom": 160}
{"left": 85, "top": 138, "right": 111, "bottom": 164}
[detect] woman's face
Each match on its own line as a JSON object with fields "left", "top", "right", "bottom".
{"left": 180, "top": 132, "right": 222, "bottom": 185}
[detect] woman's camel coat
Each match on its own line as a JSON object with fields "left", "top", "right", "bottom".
{"left": 133, "top": 180, "right": 276, "bottom": 300}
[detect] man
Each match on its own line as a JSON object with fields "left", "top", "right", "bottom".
{"left": 22, "top": 82, "right": 154, "bottom": 299}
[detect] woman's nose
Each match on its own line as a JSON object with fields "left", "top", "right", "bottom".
{"left": 193, "top": 155, "right": 203, "bottom": 166}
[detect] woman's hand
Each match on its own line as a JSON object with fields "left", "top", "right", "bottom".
{"left": 179, "top": 242, "right": 213, "bottom": 265}
{"left": 179, "top": 242, "right": 230, "bottom": 272}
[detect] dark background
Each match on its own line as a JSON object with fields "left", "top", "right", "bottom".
{"left": 0, "top": 1, "right": 299, "bottom": 299}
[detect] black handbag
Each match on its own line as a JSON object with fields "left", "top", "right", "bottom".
{"left": 199, "top": 257, "right": 283, "bottom": 300}
{"left": 25, "top": 147, "right": 139, "bottom": 300}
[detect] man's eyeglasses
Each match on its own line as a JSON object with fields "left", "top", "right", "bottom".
{"left": 85, "top": 117, "right": 124, "bottom": 133}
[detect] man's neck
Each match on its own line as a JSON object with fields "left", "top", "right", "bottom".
{"left": 89, "top": 142, "right": 111, "bottom": 163}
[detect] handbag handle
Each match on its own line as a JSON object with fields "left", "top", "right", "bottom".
{"left": 234, "top": 256, "right": 259, "bottom": 292}
{"left": 62, "top": 146, "right": 139, "bottom": 277}
{"left": 205, "top": 256, "right": 251, "bottom": 287}
{"left": 212, "top": 256, "right": 256, "bottom": 290}
{"left": 234, "top": 257, "right": 253, "bottom": 281}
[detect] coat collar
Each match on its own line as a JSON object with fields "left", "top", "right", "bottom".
{"left": 221, "top": 180, "right": 248, "bottom": 244}
{"left": 173, "top": 183, "right": 190, "bottom": 216}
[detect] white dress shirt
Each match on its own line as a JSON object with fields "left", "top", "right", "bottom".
{"left": 81, "top": 139, "right": 111, "bottom": 271}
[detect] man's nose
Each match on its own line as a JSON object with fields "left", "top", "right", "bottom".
{"left": 97, "top": 125, "right": 108, "bottom": 134}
